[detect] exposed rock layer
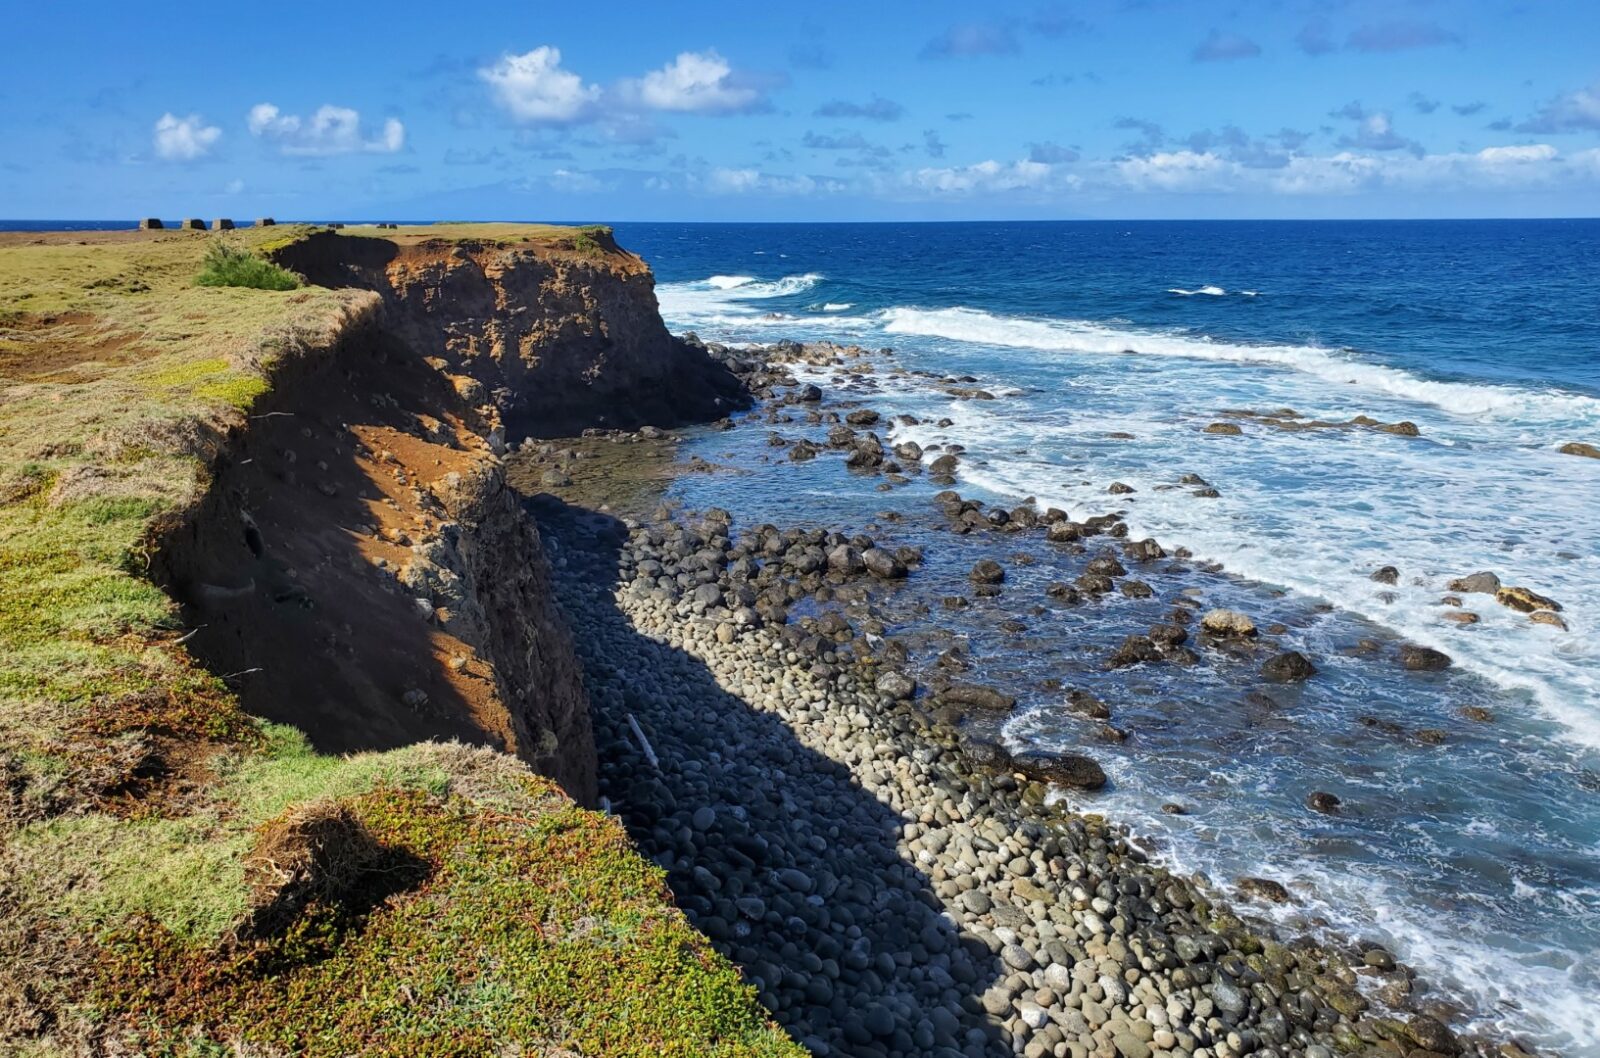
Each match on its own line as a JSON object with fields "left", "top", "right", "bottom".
{"left": 273, "top": 230, "right": 749, "bottom": 438}
{"left": 154, "top": 302, "right": 598, "bottom": 802}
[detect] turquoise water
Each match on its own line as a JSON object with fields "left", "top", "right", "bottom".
{"left": 616, "top": 220, "right": 1600, "bottom": 1056}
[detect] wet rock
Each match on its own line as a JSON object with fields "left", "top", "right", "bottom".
{"left": 937, "top": 683, "right": 1016, "bottom": 712}
{"left": 1109, "top": 634, "right": 1162, "bottom": 668}
{"left": 1236, "top": 877, "right": 1291, "bottom": 904}
{"left": 1076, "top": 573, "right": 1113, "bottom": 595}
{"left": 1204, "top": 422, "right": 1243, "bottom": 436}
{"left": 826, "top": 424, "right": 858, "bottom": 448}
{"left": 1086, "top": 554, "right": 1126, "bottom": 578}
{"left": 1441, "top": 611, "right": 1479, "bottom": 625}
{"left": 1496, "top": 585, "right": 1562, "bottom": 613}
{"left": 1201, "top": 609, "right": 1257, "bottom": 637}
{"left": 1529, "top": 610, "right": 1568, "bottom": 630}
{"left": 1123, "top": 538, "right": 1164, "bottom": 562}
{"left": 1262, "top": 650, "right": 1317, "bottom": 682}
{"left": 1399, "top": 644, "right": 1452, "bottom": 671}
{"left": 1405, "top": 1016, "right": 1460, "bottom": 1055}
{"left": 1558, "top": 441, "right": 1600, "bottom": 458}
{"left": 892, "top": 440, "right": 923, "bottom": 462}
{"left": 1046, "top": 521, "right": 1081, "bottom": 543}
{"left": 1306, "top": 791, "right": 1341, "bottom": 814}
{"left": 969, "top": 558, "right": 1005, "bottom": 584}
{"left": 1459, "top": 705, "right": 1494, "bottom": 722}
{"left": 1447, "top": 571, "right": 1500, "bottom": 595}
{"left": 845, "top": 408, "right": 880, "bottom": 425}
{"left": 1045, "top": 582, "right": 1081, "bottom": 603}
{"left": 827, "top": 544, "right": 866, "bottom": 575}
{"left": 929, "top": 453, "right": 959, "bottom": 476}
{"left": 1119, "top": 580, "right": 1153, "bottom": 599}
{"left": 861, "top": 548, "right": 907, "bottom": 579}
{"left": 874, "top": 671, "right": 916, "bottom": 701}
{"left": 1149, "top": 623, "right": 1188, "bottom": 649}
{"left": 845, "top": 435, "right": 885, "bottom": 469}
{"left": 796, "top": 383, "right": 822, "bottom": 402}
{"left": 1108, "top": 481, "right": 1136, "bottom": 494}
{"left": 1370, "top": 565, "right": 1399, "bottom": 585}
{"left": 1008, "top": 751, "right": 1107, "bottom": 790}
{"left": 787, "top": 440, "right": 820, "bottom": 462}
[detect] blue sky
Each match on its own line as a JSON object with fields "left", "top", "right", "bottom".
{"left": 4, "top": 1, "right": 1598, "bottom": 220}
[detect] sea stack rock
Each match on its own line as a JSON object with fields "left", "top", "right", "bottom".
{"left": 137, "top": 217, "right": 163, "bottom": 230}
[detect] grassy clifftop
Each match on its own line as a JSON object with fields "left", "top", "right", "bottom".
{"left": 0, "top": 226, "right": 800, "bottom": 1057}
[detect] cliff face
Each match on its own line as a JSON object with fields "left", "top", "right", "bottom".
{"left": 274, "top": 230, "right": 750, "bottom": 438}
{"left": 156, "top": 304, "right": 597, "bottom": 803}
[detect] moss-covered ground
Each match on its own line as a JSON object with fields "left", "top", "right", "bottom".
{"left": 0, "top": 225, "right": 802, "bottom": 1057}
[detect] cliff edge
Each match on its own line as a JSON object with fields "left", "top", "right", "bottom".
{"left": 272, "top": 225, "right": 750, "bottom": 437}
{"left": 0, "top": 224, "right": 794, "bottom": 1057}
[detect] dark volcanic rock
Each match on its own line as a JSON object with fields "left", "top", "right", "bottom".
{"left": 1007, "top": 752, "right": 1107, "bottom": 790}
{"left": 1262, "top": 651, "right": 1318, "bottom": 682}
{"left": 1447, "top": 570, "right": 1500, "bottom": 594}
{"left": 1307, "top": 791, "right": 1342, "bottom": 813}
{"left": 937, "top": 683, "right": 1017, "bottom": 712}
{"left": 861, "top": 548, "right": 907, "bottom": 579}
{"left": 1398, "top": 644, "right": 1452, "bottom": 671}
{"left": 1109, "top": 635, "right": 1161, "bottom": 668}
{"left": 969, "top": 559, "right": 1005, "bottom": 585}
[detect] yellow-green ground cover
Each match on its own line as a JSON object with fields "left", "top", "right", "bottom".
{"left": 0, "top": 226, "right": 801, "bottom": 1057}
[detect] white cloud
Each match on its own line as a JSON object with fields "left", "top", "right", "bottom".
{"left": 153, "top": 112, "right": 220, "bottom": 161}
{"left": 247, "top": 103, "right": 405, "bottom": 155}
{"left": 1116, "top": 150, "right": 1232, "bottom": 191}
{"left": 479, "top": 46, "right": 600, "bottom": 124}
{"left": 633, "top": 51, "right": 765, "bottom": 114}
{"left": 700, "top": 168, "right": 842, "bottom": 195}
{"left": 1517, "top": 83, "right": 1600, "bottom": 134}
{"left": 1477, "top": 144, "right": 1558, "bottom": 165}
{"left": 910, "top": 158, "right": 1059, "bottom": 193}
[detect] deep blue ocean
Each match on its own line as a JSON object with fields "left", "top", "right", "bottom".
{"left": 612, "top": 220, "right": 1600, "bottom": 1056}
{"left": 12, "top": 218, "right": 1598, "bottom": 1051}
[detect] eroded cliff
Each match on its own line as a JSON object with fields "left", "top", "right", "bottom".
{"left": 273, "top": 226, "right": 750, "bottom": 437}
{"left": 155, "top": 305, "right": 598, "bottom": 802}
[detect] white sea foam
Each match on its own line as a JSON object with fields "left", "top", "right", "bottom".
{"left": 1169, "top": 285, "right": 1227, "bottom": 296}
{"left": 879, "top": 306, "right": 1600, "bottom": 426}
{"left": 822, "top": 302, "right": 854, "bottom": 312}
{"left": 707, "top": 274, "right": 755, "bottom": 289}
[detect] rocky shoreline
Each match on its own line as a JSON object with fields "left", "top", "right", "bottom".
{"left": 515, "top": 341, "right": 1528, "bottom": 1058}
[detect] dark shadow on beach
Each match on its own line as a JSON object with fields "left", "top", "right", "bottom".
{"left": 529, "top": 491, "right": 1010, "bottom": 1058}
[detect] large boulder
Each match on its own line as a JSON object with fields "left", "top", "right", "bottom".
{"left": 1201, "top": 609, "right": 1256, "bottom": 637}
{"left": 861, "top": 548, "right": 907, "bottom": 579}
{"left": 1398, "top": 644, "right": 1451, "bottom": 671}
{"left": 1008, "top": 752, "right": 1107, "bottom": 791}
{"left": 827, "top": 544, "right": 866, "bottom": 575}
{"left": 1557, "top": 441, "right": 1599, "bottom": 459}
{"left": 1496, "top": 585, "right": 1562, "bottom": 613}
{"left": 969, "top": 559, "right": 1005, "bottom": 584}
{"left": 1262, "top": 651, "right": 1317, "bottom": 682}
{"left": 1108, "top": 635, "right": 1161, "bottom": 668}
{"left": 937, "top": 683, "right": 1017, "bottom": 712}
{"left": 1447, "top": 571, "right": 1500, "bottom": 594}
{"left": 874, "top": 671, "right": 916, "bottom": 701}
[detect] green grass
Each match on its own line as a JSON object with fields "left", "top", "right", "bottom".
{"left": 0, "top": 225, "right": 801, "bottom": 1058}
{"left": 194, "top": 242, "right": 300, "bottom": 291}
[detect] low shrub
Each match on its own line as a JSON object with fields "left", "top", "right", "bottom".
{"left": 195, "top": 243, "right": 300, "bottom": 291}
